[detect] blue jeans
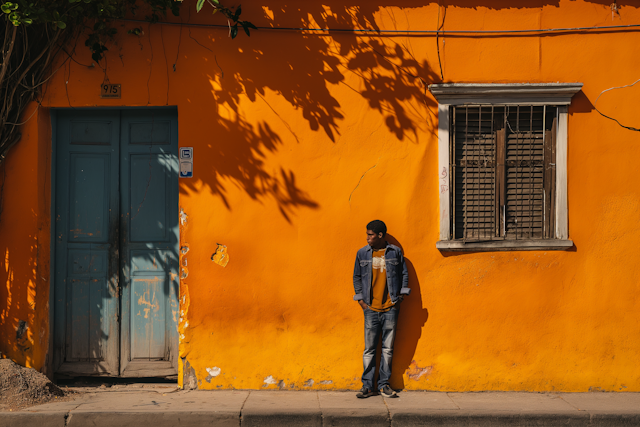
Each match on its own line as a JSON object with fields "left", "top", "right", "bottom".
{"left": 362, "top": 306, "right": 398, "bottom": 390}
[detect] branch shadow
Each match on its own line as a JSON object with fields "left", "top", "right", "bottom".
{"left": 173, "top": 1, "right": 442, "bottom": 219}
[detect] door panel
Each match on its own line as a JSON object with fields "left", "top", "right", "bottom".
{"left": 54, "top": 109, "right": 178, "bottom": 377}
{"left": 66, "top": 249, "right": 110, "bottom": 361}
{"left": 68, "top": 154, "right": 110, "bottom": 240}
{"left": 129, "top": 154, "right": 169, "bottom": 242}
{"left": 120, "top": 110, "right": 179, "bottom": 376}
{"left": 54, "top": 111, "right": 120, "bottom": 376}
{"left": 131, "top": 276, "right": 167, "bottom": 359}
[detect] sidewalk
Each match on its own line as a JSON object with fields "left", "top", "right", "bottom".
{"left": 3, "top": 386, "right": 640, "bottom": 427}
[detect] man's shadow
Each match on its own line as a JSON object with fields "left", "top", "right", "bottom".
{"left": 384, "top": 234, "right": 430, "bottom": 390}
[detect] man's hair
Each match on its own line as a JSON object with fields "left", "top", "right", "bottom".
{"left": 367, "top": 220, "right": 387, "bottom": 236}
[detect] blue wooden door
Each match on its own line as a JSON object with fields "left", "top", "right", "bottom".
{"left": 53, "top": 109, "right": 178, "bottom": 377}
{"left": 119, "top": 110, "right": 179, "bottom": 377}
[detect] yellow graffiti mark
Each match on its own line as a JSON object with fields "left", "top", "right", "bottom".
{"left": 137, "top": 285, "right": 160, "bottom": 319}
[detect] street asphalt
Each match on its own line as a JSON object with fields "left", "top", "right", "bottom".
{"left": 2, "top": 387, "right": 640, "bottom": 426}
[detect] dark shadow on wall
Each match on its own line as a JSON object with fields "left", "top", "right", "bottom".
{"left": 117, "top": 0, "right": 628, "bottom": 221}
{"left": 166, "top": 0, "right": 631, "bottom": 220}
{"left": 384, "top": 234, "right": 429, "bottom": 390}
{"left": 392, "top": 258, "right": 429, "bottom": 390}
{"left": 162, "top": 1, "right": 441, "bottom": 221}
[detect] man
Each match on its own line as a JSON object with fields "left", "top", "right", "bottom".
{"left": 353, "top": 220, "right": 410, "bottom": 398}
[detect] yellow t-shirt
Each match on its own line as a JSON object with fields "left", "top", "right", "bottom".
{"left": 369, "top": 249, "right": 394, "bottom": 312}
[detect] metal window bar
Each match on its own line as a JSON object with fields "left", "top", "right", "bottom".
{"left": 478, "top": 106, "right": 482, "bottom": 239}
{"left": 529, "top": 106, "right": 533, "bottom": 239}
{"left": 490, "top": 105, "right": 498, "bottom": 237}
{"left": 516, "top": 105, "right": 520, "bottom": 240}
{"left": 452, "top": 104, "right": 558, "bottom": 242}
{"left": 542, "top": 105, "right": 546, "bottom": 237}
{"left": 451, "top": 107, "right": 455, "bottom": 240}
{"left": 464, "top": 107, "right": 468, "bottom": 240}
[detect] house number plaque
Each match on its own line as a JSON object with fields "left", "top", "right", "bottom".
{"left": 100, "top": 83, "right": 121, "bottom": 99}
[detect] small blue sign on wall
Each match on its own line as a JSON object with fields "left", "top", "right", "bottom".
{"left": 180, "top": 147, "right": 193, "bottom": 178}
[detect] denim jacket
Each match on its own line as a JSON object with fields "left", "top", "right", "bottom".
{"left": 353, "top": 243, "right": 410, "bottom": 305}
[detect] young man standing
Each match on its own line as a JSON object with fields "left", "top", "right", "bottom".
{"left": 353, "top": 220, "right": 410, "bottom": 398}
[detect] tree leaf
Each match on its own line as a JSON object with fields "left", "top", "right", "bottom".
{"left": 233, "top": 4, "right": 241, "bottom": 21}
{"left": 230, "top": 24, "right": 238, "bottom": 39}
{"left": 56, "top": 21, "right": 66, "bottom": 29}
{"left": 241, "top": 22, "right": 250, "bottom": 37}
{"left": 196, "top": 0, "right": 205, "bottom": 13}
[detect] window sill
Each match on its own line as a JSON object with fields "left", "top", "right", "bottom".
{"left": 436, "top": 239, "right": 574, "bottom": 252}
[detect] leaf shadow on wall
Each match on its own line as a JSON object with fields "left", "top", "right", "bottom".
{"left": 0, "top": 241, "right": 37, "bottom": 367}
{"left": 173, "top": 1, "right": 440, "bottom": 222}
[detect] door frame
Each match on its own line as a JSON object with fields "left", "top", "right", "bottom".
{"left": 49, "top": 107, "right": 179, "bottom": 377}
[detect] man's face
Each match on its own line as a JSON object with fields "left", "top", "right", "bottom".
{"left": 366, "top": 229, "right": 384, "bottom": 247}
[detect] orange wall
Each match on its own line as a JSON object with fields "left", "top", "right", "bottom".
{"left": 0, "top": 105, "right": 52, "bottom": 371}
{"left": 2, "top": 0, "right": 640, "bottom": 391}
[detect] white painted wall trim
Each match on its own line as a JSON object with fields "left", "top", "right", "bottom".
{"left": 436, "top": 239, "right": 574, "bottom": 252}
{"left": 438, "top": 104, "right": 450, "bottom": 241}
{"left": 556, "top": 106, "right": 569, "bottom": 239}
{"left": 429, "top": 83, "right": 583, "bottom": 105}
{"left": 431, "top": 83, "right": 581, "bottom": 250}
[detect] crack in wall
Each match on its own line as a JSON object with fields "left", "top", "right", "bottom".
{"left": 349, "top": 159, "right": 380, "bottom": 205}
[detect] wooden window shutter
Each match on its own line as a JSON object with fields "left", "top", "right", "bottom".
{"left": 452, "top": 106, "right": 498, "bottom": 241}
{"left": 452, "top": 105, "right": 558, "bottom": 241}
{"left": 504, "top": 106, "right": 544, "bottom": 239}
{"left": 543, "top": 116, "right": 557, "bottom": 238}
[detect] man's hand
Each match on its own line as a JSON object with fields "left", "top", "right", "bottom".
{"left": 358, "top": 300, "right": 368, "bottom": 310}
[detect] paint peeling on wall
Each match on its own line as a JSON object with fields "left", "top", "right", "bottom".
{"left": 263, "top": 375, "right": 278, "bottom": 387}
{"left": 179, "top": 208, "right": 188, "bottom": 226}
{"left": 205, "top": 366, "right": 221, "bottom": 382}
{"left": 318, "top": 380, "right": 333, "bottom": 385}
{"left": 183, "top": 359, "right": 198, "bottom": 390}
{"left": 406, "top": 361, "right": 433, "bottom": 381}
{"left": 304, "top": 379, "right": 314, "bottom": 387}
{"left": 178, "top": 280, "right": 191, "bottom": 364}
{"left": 211, "top": 244, "right": 229, "bottom": 267}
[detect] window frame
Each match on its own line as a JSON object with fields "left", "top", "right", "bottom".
{"left": 430, "top": 83, "right": 582, "bottom": 252}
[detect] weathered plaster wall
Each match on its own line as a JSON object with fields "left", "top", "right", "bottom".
{"left": 0, "top": 105, "right": 51, "bottom": 371}
{"left": 2, "top": 0, "right": 639, "bottom": 391}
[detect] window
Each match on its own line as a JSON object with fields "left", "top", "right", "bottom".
{"left": 429, "top": 84, "right": 582, "bottom": 251}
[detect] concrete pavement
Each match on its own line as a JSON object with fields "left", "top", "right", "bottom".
{"left": 3, "top": 388, "right": 640, "bottom": 426}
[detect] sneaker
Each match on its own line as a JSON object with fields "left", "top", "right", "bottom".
{"left": 356, "top": 387, "right": 376, "bottom": 398}
{"left": 379, "top": 385, "right": 398, "bottom": 398}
